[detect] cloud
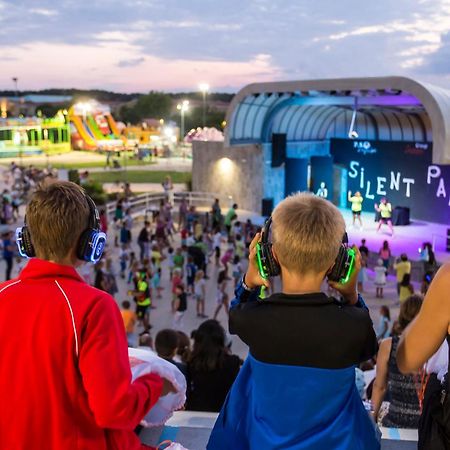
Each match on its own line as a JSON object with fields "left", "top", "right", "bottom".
{"left": 1, "top": 0, "right": 450, "bottom": 91}
{"left": 117, "top": 57, "right": 145, "bottom": 68}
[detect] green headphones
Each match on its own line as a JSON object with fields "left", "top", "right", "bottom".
{"left": 256, "top": 217, "right": 355, "bottom": 284}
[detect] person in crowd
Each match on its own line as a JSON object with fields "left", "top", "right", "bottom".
{"left": 114, "top": 198, "right": 123, "bottom": 222}
{"left": 394, "top": 253, "right": 411, "bottom": 295}
{"left": 120, "top": 220, "right": 131, "bottom": 246}
{"left": 99, "top": 208, "right": 108, "bottom": 234}
{"left": 0, "top": 180, "right": 174, "bottom": 449}
{"left": 151, "top": 260, "right": 162, "bottom": 300}
{"left": 194, "top": 269, "right": 207, "bottom": 319}
{"left": 212, "top": 227, "right": 223, "bottom": 266}
{"left": 137, "top": 221, "right": 151, "bottom": 262}
{"left": 371, "top": 295, "right": 423, "bottom": 428}
{"left": 175, "top": 331, "right": 191, "bottom": 366}
{"left": 377, "top": 305, "right": 391, "bottom": 341}
{"left": 185, "top": 255, "right": 197, "bottom": 295}
{"left": 155, "top": 329, "right": 187, "bottom": 378}
{"left": 348, "top": 190, "right": 363, "bottom": 229}
{"left": 119, "top": 244, "right": 129, "bottom": 279}
{"left": 178, "top": 196, "right": 188, "bottom": 230}
{"left": 162, "top": 175, "right": 173, "bottom": 204}
{"left": 399, "top": 273, "right": 414, "bottom": 303}
{"left": 94, "top": 260, "right": 110, "bottom": 292}
{"left": 121, "top": 300, "right": 137, "bottom": 347}
{"left": 419, "top": 242, "right": 437, "bottom": 283}
{"left": 212, "top": 198, "right": 222, "bottom": 229}
{"left": 171, "top": 268, "right": 183, "bottom": 310}
{"left": 173, "top": 247, "right": 185, "bottom": 276}
{"left": 379, "top": 240, "right": 391, "bottom": 270}
{"left": 186, "top": 320, "right": 241, "bottom": 412}
{"left": 172, "top": 284, "right": 187, "bottom": 330}
{"left": 2, "top": 231, "right": 15, "bottom": 281}
{"left": 357, "top": 256, "right": 368, "bottom": 293}
{"left": 224, "top": 203, "right": 238, "bottom": 237}
{"left": 359, "top": 238, "right": 369, "bottom": 260}
{"left": 213, "top": 268, "right": 230, "bottom": 320}
{"left": 375, "top": 197, "right": 394, "bottom": 236}
{"left": 232, "top": 255, "right": 243, "bottom": 287}
{"left": 316, "top": 181, "right": 328, "bottom": 198}
{"left": 208, "top": 192, "right": 379, "bottom": 450}
{"left": 104, "top": 258, "right": 119, "bottom": 297}
{"left": 134, "top": 271, "right": 152, "bottom": 329}
{"left": 374, "top": 258, "right": 387, "bottom": 299}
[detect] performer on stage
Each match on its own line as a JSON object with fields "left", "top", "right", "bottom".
{"left": 375, "top": 197, "right": 394, "bottom": 236}
{"left": 348, "top": 191, "right": 363, "bottom": 229}
{"left": 316, "top": 182, "right": 328, "bottom": 199}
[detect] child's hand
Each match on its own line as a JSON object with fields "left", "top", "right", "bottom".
{"left": 244, "top": 233, "right": 271, "bottom": 290}
{"left": 328, "top": 245, "right": 361, "bottom": 305}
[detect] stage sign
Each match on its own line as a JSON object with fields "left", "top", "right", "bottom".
{"left": 330, "top": 138, "right": 450, "bottom": 224}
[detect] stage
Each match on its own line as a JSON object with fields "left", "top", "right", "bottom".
{"left": 341, "top": 208, "right": 450, "bottom": 264}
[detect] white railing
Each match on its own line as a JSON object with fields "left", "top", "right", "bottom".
{"left": 106, "top": 191, "right": 234, "bottom": 220}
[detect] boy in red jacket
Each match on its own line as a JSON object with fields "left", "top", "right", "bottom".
{"left": 0, "top": 180, "right": 173, "bottom": 450}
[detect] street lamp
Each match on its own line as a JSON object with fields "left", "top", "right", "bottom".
{"left": 199, "top": 83, "right": 209, "bottom": 128}
{"left": 176, "top": 100, "right": 189, "bottom": 143}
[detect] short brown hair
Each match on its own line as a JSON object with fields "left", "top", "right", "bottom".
{"left": 271, "top": 192, "right": 345, "bottom": 274}
{"left": 26, "top": 180, "right": 90, "bottom": 261}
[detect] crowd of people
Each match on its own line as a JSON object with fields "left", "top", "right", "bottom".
{"left": 0, "top": 168, "right": 449, "bottom": 449}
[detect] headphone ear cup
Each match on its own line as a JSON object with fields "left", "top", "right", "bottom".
{"left": 264, "top": 243, "right": 280, "bottom": 277}
{"left": 77, "top": 229, "right": 93, "bottom": 261}
{"left": 328, "top": 245, "right": 347, "bottom": 282}
{"left": 21, "top": 226, "right": 35, "bottom": 258}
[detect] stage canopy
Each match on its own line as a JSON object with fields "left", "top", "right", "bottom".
{"left": 225, "top": 76, "right": 450, "bottom": 165}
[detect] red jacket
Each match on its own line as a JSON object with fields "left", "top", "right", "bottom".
{"left": 0, "top": 259, "right": 162, "bottom": 450}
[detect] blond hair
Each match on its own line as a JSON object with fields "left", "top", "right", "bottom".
{"left": 271, "top": 192, "right": 345, "bottom": 274}
{"left": 26, "top": 180, "right": 90, "bottom": 261}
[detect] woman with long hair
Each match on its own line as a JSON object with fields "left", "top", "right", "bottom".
{"left": 186, "top": 320, "right": 241, "bottom": 412}
{"left": 371, "top": 295, "right": 423, "bottom": 428}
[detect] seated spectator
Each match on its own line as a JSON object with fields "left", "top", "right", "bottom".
{"left": 208, "top": 193, "right": 379, "bottom": 450}
{"left": 155, "top": 329, "right": 187, "bottom": 378}
{"left": 186, "top": 320, "right": 241, "bottom": 412}
{"left": 371, "top": 295, "right": 423, "bottom": 428}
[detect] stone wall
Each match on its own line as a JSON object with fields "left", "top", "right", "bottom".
{"left": 192, "top": 141, "right": 264, "bottom": 213}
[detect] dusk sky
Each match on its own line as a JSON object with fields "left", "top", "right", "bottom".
{"left": 1, "top": 0, "right": 450, "bottom": 93}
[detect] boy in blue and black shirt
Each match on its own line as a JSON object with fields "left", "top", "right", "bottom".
{"left": 208, "top": 192, "right": 380, "bottom": 450}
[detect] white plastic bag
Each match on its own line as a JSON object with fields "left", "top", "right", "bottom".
{"left": 129, "top": 348, "right": 186, "bottom": 426}
{"left": 157, "top": 441, "right": 189, "bottom": 450}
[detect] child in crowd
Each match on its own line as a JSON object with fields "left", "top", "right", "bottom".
{"left": 232, "top": 255, "right": 243, "bottom": 287}
{"left": 213, "top": 268, "right": 229, "bottom": 320}
{"left": 171, "top": 268, "right": 183, "bottom": 310}
{"left": 194, "top": 269, "right": 207, "bottom": 318}
{"left": 172, "top": 284, "right": 187, "bottom": 330}
{"left": 151, "top": 261, "right": 163, "bottom": 300}
{"left": 376, "top": 305, "right": 391, "bottom": 340}
{"left": 221, "top": 247, "right": 234, "bottom": 272}
{"left": 234, "top": 234, "right": 245, "bottom": 260}
{"left": 357, "top": 257, "right": 368, "bottom": 293}
{"left": 185, "top": 256, "right": 197, "bottom": 295}
{"left": 167, "top": 246, "right": 175, "bottom": 280}
{"left": 128, "top": 260, "right": 139, "bottom": 285}
{"left": 155, "top": 329, "right": 187, "bottom": 378}
{"left": 120, "top": 300, "right": 137, "bottom": 346}
{"left": 175, "top": 331, "right": 191, "bottom": 365}
{"left": 173, "top": 247, "right": 185, "bottom": 276}
{"left": 213, "top": 227, "right": 223, "bottom": 265}
{"left": 374, "top": 258, "right": 387, "bottom": 298}
{"left": 180, "top": 227, "right": 188, "bottom": 247}
{"left": 399, "top": 273, "right": 414, "bottom": 302}
{"left": 119, "top": 244, "right": 129, "bottom": 279}
{"left": 208, "top": 192, "right": 379, "bottom": 450}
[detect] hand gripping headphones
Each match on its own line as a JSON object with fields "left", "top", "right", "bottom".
{"left": 256, "top": 216, "right": 355, "bottom": 283}
{"left": 16, "top": 194, "right": 107, "bottom": 264}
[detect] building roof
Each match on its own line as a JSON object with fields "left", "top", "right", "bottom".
{"left": 225, "top": 76, "right": 450, "bottom": 165}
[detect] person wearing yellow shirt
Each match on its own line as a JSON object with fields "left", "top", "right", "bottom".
{"left": 375, "top": 197, "right": 394, "bottom": 236}
{"left": 348, "top": 190, "right": 363, "bottom": 229}
{"left": 394, "top": 254, "right": 411, "bottom": 296}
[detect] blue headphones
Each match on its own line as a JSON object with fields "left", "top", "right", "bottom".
{"left": 16, "top": 194, "right": 107, "bottom": 264}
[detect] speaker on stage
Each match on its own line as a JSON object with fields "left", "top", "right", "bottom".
{"left": 447, "top": 229, "right": 450, "bottom": 252}
{"left": 271, "top": 133, "right": 286, "bottom": 168}
{"left": 262, "top": 198, "right": 274, "bottom": 217}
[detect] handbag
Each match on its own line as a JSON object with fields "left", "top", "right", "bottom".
{"left": 418, "top": 339, "right": 450, "bottom": 450}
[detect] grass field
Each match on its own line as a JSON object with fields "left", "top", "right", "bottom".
{"left": 89, "top": 170, "right": 191, "bottom": 184}
{"left": 32, "top": 155, "right": 156, "bottom": 170}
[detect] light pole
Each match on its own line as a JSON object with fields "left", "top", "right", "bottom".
{"left": 199, "top": 83, "right": 209, "bottom": 128}
{"left": 176, "top": 100, "right": 189, "bottom": 144}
